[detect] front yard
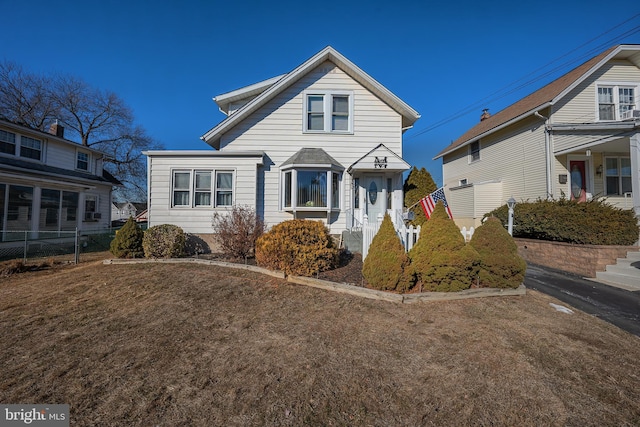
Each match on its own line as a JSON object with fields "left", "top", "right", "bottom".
{"left": 1, "top": 258, "right": 639, "bottom": 426}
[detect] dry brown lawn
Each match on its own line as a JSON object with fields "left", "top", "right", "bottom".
{"left": 1, "top": 256, "right": 639, "bottom": 426}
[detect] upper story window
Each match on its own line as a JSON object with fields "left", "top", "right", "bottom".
{"left": 597, "top": 85, "right": 637, "bottom": 120}
{"left": 469, "top": 141, "right": 480, "bottom": 162}
{"left": 172, "top": 169, "right": 234, "bottom": 208}
{"left": 0, "top": 130, "right": 16, "bottom": 155}
{"left": 304, "top": 91, "right": 353, "bottom": 133}
{"left": 77, "top": 151, "right": 89, "bottom": 171}
{"left": 19, "top": 136, "right": 42, "bottom": 160}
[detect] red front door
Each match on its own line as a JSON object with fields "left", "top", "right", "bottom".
{"left": 569, "top": 161, "right": 587, "bottom": 202}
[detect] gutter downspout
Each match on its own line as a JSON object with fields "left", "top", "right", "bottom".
{"left": 535, "top": 111, "right": 553, "bottom": 199}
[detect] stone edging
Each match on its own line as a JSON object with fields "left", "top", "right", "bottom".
{"left": 103, "top": 258, "right": 526, "bottom": 303}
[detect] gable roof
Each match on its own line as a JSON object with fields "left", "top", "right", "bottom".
{"left": 434, "top": 44, "right": 640, "bottom": 159}
{"left": 201, "top": 46, "right": 421, "bottom": 149}
{"left": 347, "top": 143, "right": 410, "bottom": 172}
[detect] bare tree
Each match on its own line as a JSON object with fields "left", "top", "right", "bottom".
{"left": 0, "top": 60, "right": 160, "bottom": 201}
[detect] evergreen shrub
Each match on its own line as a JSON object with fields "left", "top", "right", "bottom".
{"left": 485, "top": 198, "right": 639, "bottom": 245}
{"left": 143, "top": 224, "right": 186, "bottom": 259}
{"left": 403, "top": 166, "right": 437, "bottom": 226}
{"left": 109, "top": 217, "right": 144, "bottom": 258}
{"left": 469, "top": 217, "right": 526, "bottom": 288}
{"left": 409, "top": 202, "right": 480, "bottom": 292}
{"left": 362, "top": 214, "right": 413, "bottom": 292}
{"left": 255, "top": 219, "right": 339, "bottom": 276}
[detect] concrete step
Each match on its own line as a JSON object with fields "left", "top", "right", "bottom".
{"left": 341, "top": 230, "right": 363, "bottom": 253}
{"left": 595, "top": 270, "right": 640, "bottom": 290}
{"left": 623, "top": 250, "right": 640, "bottom": 261}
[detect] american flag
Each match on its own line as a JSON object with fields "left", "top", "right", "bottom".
{"left": 419, "top": 187, "right": 453, "bottom": 219}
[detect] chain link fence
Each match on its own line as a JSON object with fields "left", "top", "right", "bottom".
{"left": 0, "top": 228, "right": 120, "bottom": 264}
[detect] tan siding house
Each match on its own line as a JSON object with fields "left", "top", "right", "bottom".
{"left": 435, "top": 44, "right": 640, "bottom": 229}
{"left": 145, "top": 47, "right": 420, "bottom": 242}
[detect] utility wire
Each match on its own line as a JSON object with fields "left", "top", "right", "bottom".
{"left": 406, "top": 14, "right": 640, "bottom": 141}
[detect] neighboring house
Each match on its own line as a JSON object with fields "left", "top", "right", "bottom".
{"left": 435, "top": 44, "right": 640, "bottom": 229}
{"left": 0, "top": 119, "right": 120, "bottom": 242}
{"left": 144, "top": 46, "right": 420, "bottom": 243}
{"left": 111, "top": 201, "right": 147, "bottom": 222}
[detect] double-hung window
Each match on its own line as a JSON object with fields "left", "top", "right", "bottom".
{"left": 19, "top": 136, "right": 41, "bottom": 160}
{"left": 597, "top": 84, "right": 637, "bottom": 120}
{"left": 171, "top": 170, "right": 234, "bottom": 208}
{"left": 77, "top": 151, "right": 89, "bottom": 171}
{"left": 469, "top": 141, "right": 480, "bottom": 162}
{"left": 604, "top": 157, "right": 632, "bottom": 196}
{"left": 304, "top": 91, "right": 353, "bottom": 133}
{"left": 0, "top": 130, "right": 16, "bottom": 155}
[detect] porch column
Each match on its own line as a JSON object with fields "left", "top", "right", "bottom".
{"left": 631, "top": 133, "right": 640, "bottom": 218}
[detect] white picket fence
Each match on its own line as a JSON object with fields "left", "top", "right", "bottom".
{"left": 362, "top": 218, "right": 475, "bottom": 259}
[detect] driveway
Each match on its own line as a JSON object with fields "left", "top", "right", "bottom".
{"left": 524, "top": 264, "right": 640, "bottom": 337}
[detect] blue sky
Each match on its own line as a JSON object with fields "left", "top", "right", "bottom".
{"left": 3, "top": 0, "right": 640, "bottom": 185}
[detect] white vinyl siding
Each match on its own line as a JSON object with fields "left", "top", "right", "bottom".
{"left": 217, "top": 61, "right": 403, "bottom": 231}
{"left": 147, "top": 154, "right": 261, "bottom": 234}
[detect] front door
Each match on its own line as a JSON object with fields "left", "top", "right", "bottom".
{"left": 365, "top": 176, "right": 384, "bottom": 222}
{"left": 569, "top": 160, "right": 587, "bottom": 202}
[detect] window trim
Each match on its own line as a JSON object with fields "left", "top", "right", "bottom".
{"left": 595, "top": 82, "right": 639, "bottom": 121}
{"left": 468, "top": 140, "right": 480, "bottom": 163}
{"left": 303, "top": 90, "right": 354, "bottom": 134}
{"left": 603, "top": 155, "right": 632, "bottom": 196}
{"left": 76, "top": 150, "right": 90, "bottom": 171}
{"left": 170, "top": 169, "right": 235, "bottom": 209}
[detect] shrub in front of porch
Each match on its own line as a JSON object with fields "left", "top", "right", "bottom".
{"left": 409, "top": 202, "right": 480, "bottom": 292}
{"left": 143, "top": 224, "right": 186, "bottom": 259}
{"left": 469, "top": 217, "right": 526, "bottom": 289}
{"left": 255, "top": 219, "right": 339, "bottom": 277}
{"left": 109, "top": 217, "right": 144, "bottom": 258}
{"left": 485, "top": 198, "right": 639, "bottom": 245}
{"left": 362, "top": 214, "right": 413, "bottom": 292}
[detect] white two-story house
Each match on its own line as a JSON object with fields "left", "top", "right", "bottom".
{"left": 0, "top": 119, "right": 119, "bottom": 242}
{"left": 144, "top": 46, "right": 420, "bottom": 245}
{"left": 435, "top": 44, "right": 640, "bottom": 230}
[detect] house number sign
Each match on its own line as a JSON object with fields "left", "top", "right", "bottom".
{"left": 374, "top": 156, "right": 388, "bottom": 168}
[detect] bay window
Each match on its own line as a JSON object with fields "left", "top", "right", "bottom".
{"left": 304, "top": 91, "right": 353, "bottom": 133}
{"left": 282, "top": 169, "right": 341, "bottom": 210}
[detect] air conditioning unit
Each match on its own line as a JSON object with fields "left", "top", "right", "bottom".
{"left": 621, "top": 109, "right": 640, "bottom": 120}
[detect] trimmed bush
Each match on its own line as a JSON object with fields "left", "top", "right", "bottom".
{"left": 409, "top": 202, "right": 480, "bottom": 292}
{"left": 109, "top": 217, "right": 144, "bottom": 258}
{"left": 469, "top": 217, "right": 526, "bottom": 288}
{"left": 255, "top": 219, "right": 339, "bottom": 276}
{"left": 143, "top": 224, "right": 186, "bottom": 259}
{"left": 484, "top": 198, "right": 639, "bottom": 245}
{"left": 362, "top": 214, "right": 413, "bottom": 292}
{"left": 212, "top": 205, "right": 265, "bottom": 261}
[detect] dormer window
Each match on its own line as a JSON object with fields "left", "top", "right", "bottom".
{"left": 304, "top": 91, "right": 353, "bottom": 133}
{"left": 597, "top": 85, "right": 637, "bottom": 120}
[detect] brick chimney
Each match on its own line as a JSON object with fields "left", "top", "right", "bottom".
{"left": 480, "top": 108, "right": 491, "bottom": 121}
{"left": 49, "top": 121, "right": 64, "bottom": 138}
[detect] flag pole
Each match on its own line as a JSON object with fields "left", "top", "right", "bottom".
{"left": 406, "top": 185, "right": 447, "bottom": 211}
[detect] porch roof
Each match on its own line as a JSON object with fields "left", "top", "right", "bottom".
{"left": 347, "top": 143, "right": 410, "bottom": 173}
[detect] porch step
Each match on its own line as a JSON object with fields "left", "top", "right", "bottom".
{"left": 594, "top": 251, "right": 640, "bottom": 291}
{"left": 341, "top": 230, "right": 362, "bottom": 253}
